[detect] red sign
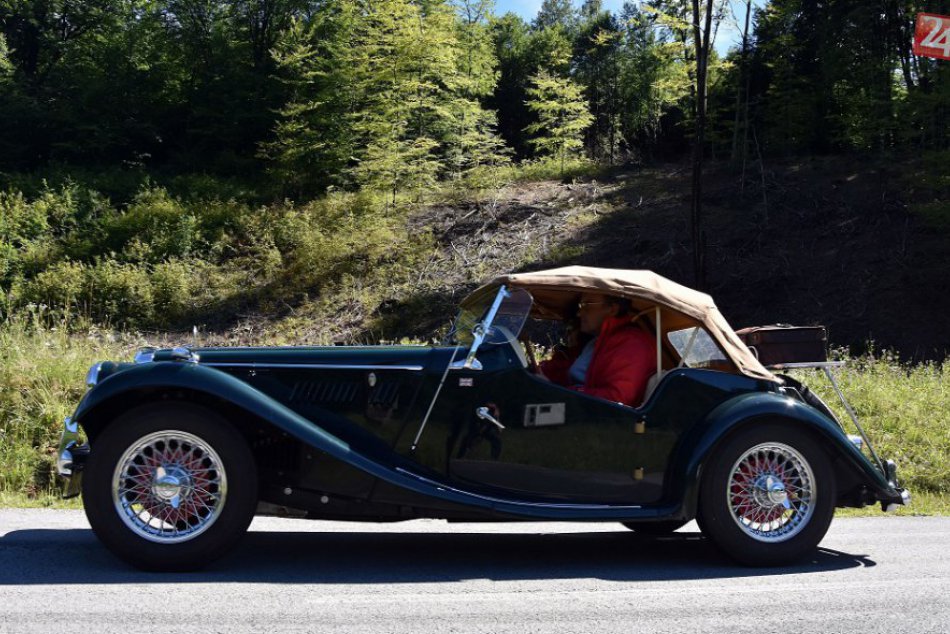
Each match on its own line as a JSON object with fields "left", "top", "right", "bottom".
{"left": 914, "top": 13, "right": 950, "bottom": 60}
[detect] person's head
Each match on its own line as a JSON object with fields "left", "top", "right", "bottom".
{"left": 576, "top": 293, "right": 631, "bottom": 335}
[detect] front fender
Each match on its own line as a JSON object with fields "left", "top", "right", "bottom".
{"left": 75, "top": 361, "right": 353, "bottom": 451}
{"left": 671, "top": 391, "right": 897, "bottom": 517}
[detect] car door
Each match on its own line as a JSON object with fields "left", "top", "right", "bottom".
{"left": 436, "top": 341, "right": 676, "bottom": 505}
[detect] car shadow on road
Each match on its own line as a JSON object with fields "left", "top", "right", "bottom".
{"left": 0, "top": 527, "right": 876, "bottom": 585}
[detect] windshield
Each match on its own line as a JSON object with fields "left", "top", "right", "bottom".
{"left": 450, "top": 287, "right": 533, "bottom": 348}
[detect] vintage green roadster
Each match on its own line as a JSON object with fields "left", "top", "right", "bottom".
{"left": 57, "top": 266, "right": 909, "bottom": 570}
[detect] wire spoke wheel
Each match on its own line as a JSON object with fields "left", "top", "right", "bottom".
{"left": 698, "top": 424, "right": 835, "bottom": 566}
{"left": 84, "top": 403, "right": 257, "bottom": 571}
{"left": 727, "top": 442, "right": 815, "bottom": 543}
{"left": 112, "top": 430, "right": 228, "bottom": 544}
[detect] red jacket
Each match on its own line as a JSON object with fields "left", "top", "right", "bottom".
{"left": 539, "top": 316, "right": 656, "bottom": 407}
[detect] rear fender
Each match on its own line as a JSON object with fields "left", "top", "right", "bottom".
{"left": 671, "top": 391, "right": 896, "bottom": 517}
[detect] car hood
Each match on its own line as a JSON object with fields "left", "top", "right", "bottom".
{"left": 190, "top": 345, "right": 444, "bottom": 369}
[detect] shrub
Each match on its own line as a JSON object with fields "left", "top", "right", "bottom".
{"left": 83, "top": 258, "right": 154, "bottom": 326}
{"left": 150, "top": 259, "right": 196, "bottom": 325}
{"left": 18, "top": 261, "right": 86, "bottom": 318}
{"left": 102, "top": 187, "right": 199, "bottom": 263}
{"left": 0, "top": 190, "right": 49, "bottom": 245}
{"left": 0, "top": 314, "right": 131, "bottom": 498}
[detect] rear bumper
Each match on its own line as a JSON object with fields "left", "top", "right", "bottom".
{"left": 56, "top": 417, "right": 88, "bottom": 499}
{"left": 883, "top": 488, "right": 912, "bottom": 512}
{"left": 879, "top": 459, "right": 910, "bottom": 512}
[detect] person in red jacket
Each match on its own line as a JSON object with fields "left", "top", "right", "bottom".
{"left": 538, "top": 293, "right": 656, "bottom": 407}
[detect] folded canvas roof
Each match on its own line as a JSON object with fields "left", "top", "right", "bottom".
{"left": 467, "top": 265, "right": 777, "bottom": 382}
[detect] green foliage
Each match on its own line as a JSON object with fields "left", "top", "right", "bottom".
{"left": 727, "top": 0, "right": 938, "bottom": 156}
{"left": 0, "top": 177, "right": 436, "bottom": 330}
{"left": 263, "top": 8, "right": 359, "bottom": 196}
{"left": 263, "top": 0, "right": 511, "bottom": 199}
{"left": 617, "top": 5, "right": 690, "bottom": 155}
{"left": 0, "top": 0, "right": 945, "bottom": 180}
{"left": 103, "top": 188, "right": 199, "bottom": 263}
{"left": 524, "top": 70, "right": 594, "bottom": 173}
{"left": 0, "top": 33, "right": 11, "bottom": 80}
{"left": 533, "top": 0, "right": 577, "bottom": 31}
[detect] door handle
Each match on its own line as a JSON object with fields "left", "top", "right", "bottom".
{"left": 476, "top": 406, "right": 505, "bottom": 430}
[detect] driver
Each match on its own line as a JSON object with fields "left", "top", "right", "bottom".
{"left": 537, "top": 293, "right": 655, "bottom": 407}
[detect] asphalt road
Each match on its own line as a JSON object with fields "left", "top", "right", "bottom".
{"left": 0, "top": 510, "right": 946, "bottom": 633}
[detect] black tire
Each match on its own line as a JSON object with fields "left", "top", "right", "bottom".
{"left": 697, "top": 423, "right": 835, "bottom": 566}
{"left": 83, "top": 402, "right": 258, "bottom": 571}
{"left": 620, "top": 520, "right": 688, "bottom": 536}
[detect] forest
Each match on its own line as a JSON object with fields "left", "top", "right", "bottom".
{"left": 2, "top": 0, "right": 948, "bottom": 331}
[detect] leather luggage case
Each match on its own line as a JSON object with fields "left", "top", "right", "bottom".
{"left": 735, "top": 324, "right": 827, "bottom": 366}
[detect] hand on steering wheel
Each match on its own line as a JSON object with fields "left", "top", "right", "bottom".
{"left": 519, "top": 333, "right": 540, "bottom": 374}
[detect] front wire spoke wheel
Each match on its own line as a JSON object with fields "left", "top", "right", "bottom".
{"left": 728, "top": 442, "right": 815, "bottom": 543}
{"left": 112, "top": 430, "right": 227, "bottom": 544}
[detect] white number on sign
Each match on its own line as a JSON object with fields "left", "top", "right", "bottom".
{"left": 921, "top": 17, "right": 950, "bottom": 56}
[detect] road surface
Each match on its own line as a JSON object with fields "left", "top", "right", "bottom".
{"left": 0, "top": 510, "right": 945, "bottom": 633}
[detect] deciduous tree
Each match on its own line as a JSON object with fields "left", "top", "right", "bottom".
{"left": 524, "top": 68, "right": 594, "bottom": 174}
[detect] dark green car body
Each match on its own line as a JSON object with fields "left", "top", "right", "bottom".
{"left": 64, "top": 338, "right": 905, "bottom": 523}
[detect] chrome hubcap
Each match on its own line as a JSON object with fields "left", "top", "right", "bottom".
{"left": 151, "top": 465, "right": 191, "bottom": 508}
{"left": 727, "top": 442, "right": 814, "bottom": 543}
{"left": 112, "top": 430, "right": 227, "bottom": 543}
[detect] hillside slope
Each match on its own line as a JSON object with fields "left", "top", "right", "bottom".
{"left": 231, "top": 157, "right": 947, "bottom": 362}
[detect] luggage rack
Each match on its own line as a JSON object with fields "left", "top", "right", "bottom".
{"left": 766, "top": 360, "right": 888, "bottom": 476}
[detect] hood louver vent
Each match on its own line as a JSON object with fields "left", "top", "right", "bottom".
{"left": 291, "top": 380, "right": 360, "bottom": 404}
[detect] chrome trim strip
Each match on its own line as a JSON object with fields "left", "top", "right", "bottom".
{"left": 766, "top": 361, "right": 846, "bottom": 370}
{"left": 202, "top": 363, "right": 425, "bottom": 371}
{"left": 171, "top": 346, "right": 200, "bottom": 363}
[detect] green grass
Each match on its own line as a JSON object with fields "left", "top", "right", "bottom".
{"left": 0, "top": 311, "right": 134, "bottom": 498}
{"left": 0, "top": 490, "right": 83, "bottom": 509}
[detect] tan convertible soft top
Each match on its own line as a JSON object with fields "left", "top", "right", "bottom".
{"left": 469, "top": 265, "right": 777, "bottom": 382}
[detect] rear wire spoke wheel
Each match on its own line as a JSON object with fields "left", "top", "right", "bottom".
{"left": 83, "top": 403, "right": 257, "bottom": 571}
{"left": 728, "top": 443, "right": 813, "bottom": 542}
{"left": 698, "top": 424, "right": 835, "bottom": 566}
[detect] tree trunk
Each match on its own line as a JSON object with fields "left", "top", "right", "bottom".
{"left": 731, "top": 0, "right": 752, "bottom": 163}
{"left": 690, "top": 0, "right": 715, "bottom": 291}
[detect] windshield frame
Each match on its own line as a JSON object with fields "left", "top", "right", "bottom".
{"left": 450, "top": 285, "right": 533, "bottom": 370}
